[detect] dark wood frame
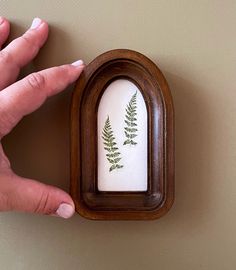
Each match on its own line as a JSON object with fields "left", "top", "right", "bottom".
{"left": 70, "top": 49, "right": 174, "bottom": 220}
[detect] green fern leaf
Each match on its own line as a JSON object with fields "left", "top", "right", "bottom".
{"left": 130, "top": 134, "right": 137, "bottom": 139}
{"left": 123, "top": 91, "right": 138, "bottom": 145}
{"left": 109, "top": 164, "right": 116, "bottom": 172}
{"left": 114, "top": 157, "right": 121, "bottom": 163}
{"left": 125, "top": 120, "right": 131, "bottom": 126}
{"left": 116, "top": 164, "right": 124, "bottom": 169}
{"left": 102, "top": 116, "right": 123, "bottom": 172}
{"left": 125, "top": 127, "right": 138, "bottom": 133}
{"left": 123, "top": 139, "right": 130, "bottom": 145}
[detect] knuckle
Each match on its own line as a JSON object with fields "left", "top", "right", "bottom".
{"left": 0, "top": 193, "right": 10, "bottom": 211}
{"left": 0, "top": 50, "right": 13, "bottom": 65}
{"left": 0, "top": 173, "right": 15, "bottom": 212}
{"left": 0, "top": 147, "right": 11, "bottom": 171}
{"left": 0, "top": 108, "right": 16, "bottom": 138}
{"left": 34, "top": 189, "right": 53, "bottom": 215}
{"left": 21, "top": 34, "right": 38, "bottom": 54}
{"left": 26, "top": 72, "right": 46, "bottom": 90}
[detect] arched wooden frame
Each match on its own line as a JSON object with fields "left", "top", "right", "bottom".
{"left": 70, "top": 49, "right": 174, "bottom": 220}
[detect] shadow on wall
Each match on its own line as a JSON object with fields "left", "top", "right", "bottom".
{"left": 164, "top": 71, "right": 213, "bottom": 229}
{"left": 33, "top": 24, "right": 92, "bottom": 69}
{"left": 34, "top": 24, "right": 81, "bottom": 69}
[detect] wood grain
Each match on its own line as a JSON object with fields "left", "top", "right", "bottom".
{"left": 70, "top": 49, "right": 174, "bottom": 220}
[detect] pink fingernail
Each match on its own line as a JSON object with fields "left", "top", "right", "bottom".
{"left": 71, "top": 60, "right": 84, "bottom": 66}
{"left": 0, "top": 17, "right": 4, "bottom": 25}
{"left": 56, "top": 203, "right": 75, "bottom": 219}
{"left": 30, "top": 18, "right": 42, "bottom": 29}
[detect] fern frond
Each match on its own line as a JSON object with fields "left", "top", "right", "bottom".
{"left": 102, "top": 116, "right": 123, "bottom": 172}
{"left": 123, "top": 91, "right": 138, "bottom": 145}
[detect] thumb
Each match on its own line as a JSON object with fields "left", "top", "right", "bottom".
{"left": 2, "top": 173, "right": 75, "bottom": 218}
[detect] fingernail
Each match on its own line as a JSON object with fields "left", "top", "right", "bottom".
{"left": 30, "top": 17, "right": 42, "bottom": 29}
{"left": 0, "top": 17, "right": 4, "bottom": 25}
{"left": 71, "top": 60, "right": 84, "bottom": 66}
{"left": 56, "top": 203, "right": 74, "bottom": 219}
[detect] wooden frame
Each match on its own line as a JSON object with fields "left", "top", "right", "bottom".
{"left": 70, "top": 49, "right": 174, "bottom": 220}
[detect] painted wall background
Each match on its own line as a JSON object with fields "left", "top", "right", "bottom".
{"left": 1, "top": 1, "right": 236, "bottom": 269}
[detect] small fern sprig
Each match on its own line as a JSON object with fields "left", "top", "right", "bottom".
{"left": 123, "top": 91, "right": 138, "bottom": 145}
{"left": 102, "top": 116, "right": 123, "bottom": 172}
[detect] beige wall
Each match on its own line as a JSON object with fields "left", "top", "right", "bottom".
{"left": 1, "top": 1, "right": 236, "bottom": 269}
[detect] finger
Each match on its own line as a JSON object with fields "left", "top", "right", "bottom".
{"left": 0, "top": 18, "right": 49, "bottom": 90}
{"left": 0, "top": 61, "right": 84, "bottom": 138}
{"left": 0, "top": 172, "right": 75, "bottom": 218}
{"left": 0, "top": 17, "right": 10, "bottom": 49}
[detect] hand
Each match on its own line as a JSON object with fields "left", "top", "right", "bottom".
{"left": 0, "top": 17, "right": 84, "bottom": 218}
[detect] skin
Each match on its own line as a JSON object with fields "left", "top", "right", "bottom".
{"left": 0, "top": 17, "right": 84, "bottom": 218}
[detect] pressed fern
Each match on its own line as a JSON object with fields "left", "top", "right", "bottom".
{"left": 102, "top": 116, "right": 123, "bottom": 172}
{"left": 123, "top": 91, "right": 138, "bottom": 145}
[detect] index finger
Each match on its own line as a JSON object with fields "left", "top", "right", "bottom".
{"left": 0, "top": 61, "right": 84, "bottom": 138}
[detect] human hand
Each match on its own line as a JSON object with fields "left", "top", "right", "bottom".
{"left": 0, "top": 17, "right": 84, "bottom": 218}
